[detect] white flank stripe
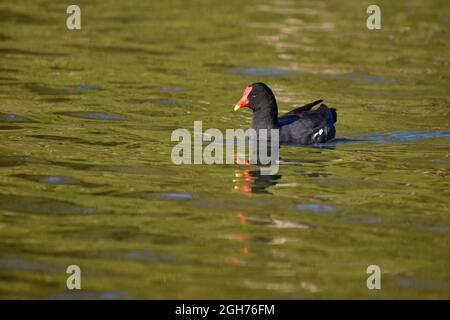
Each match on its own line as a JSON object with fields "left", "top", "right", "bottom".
{"left": 313, "top": 128, "right": 324, "bottom": 140}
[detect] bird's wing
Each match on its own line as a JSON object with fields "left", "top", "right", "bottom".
{"left": 282, "top": 99, "right": 323, "bottom": 116}
{"left": 277, "top": 114, "right": 299, "bottom": 126}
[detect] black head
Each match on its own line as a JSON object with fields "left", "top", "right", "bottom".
{"left": 234, "top": 82, "right": 277, "bottom": 112}
{"left": 234, "top": 82, "right": 278, "bottom": 129}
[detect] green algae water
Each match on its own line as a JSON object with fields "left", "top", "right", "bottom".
{"left": 0, "top": 0, "right": 449, "bottom": 299}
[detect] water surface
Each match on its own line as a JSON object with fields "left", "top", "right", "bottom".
{"left": 0, "top": 0, "right": 449, "bottom": 299}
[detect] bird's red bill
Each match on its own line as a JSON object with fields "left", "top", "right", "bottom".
{"left": 234, "top": 86, "right": 252, "bottom": 111}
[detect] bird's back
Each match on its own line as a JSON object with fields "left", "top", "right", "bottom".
{"left": 278, "top": 104, "right": 337, "bottom": 144}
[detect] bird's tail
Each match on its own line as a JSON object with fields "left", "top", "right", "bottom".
{"left": 330, "top": 108, "right": 337, "bottom": 123}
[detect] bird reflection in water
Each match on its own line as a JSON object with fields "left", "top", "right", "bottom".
{"left": 228, "top": 145, "right": 282, "bottom": 265}
{"left": 234, "top": 169, "right": 281, "bottom": 194}
{"left": 225, "top": 212, "right": 251, "bottom": 266}
{"left": 233, "top": 136, "right": 281, "bottom": 194}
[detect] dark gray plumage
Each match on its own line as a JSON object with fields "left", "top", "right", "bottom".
{"left": 234, "top": 82, "right": 337, "bottom": 145}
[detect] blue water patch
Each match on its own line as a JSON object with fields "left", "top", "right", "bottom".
{"left": 323, "top": 130, "right": 450, "bottom": 146}
{"left": 399, "top": 278, "right": 444, "bottom": 290}
{"left": 61, "top": 84, "right": 100, "bottom": 93}
{"left": 50, "top": 291, "right": 128, "bottom": 300}
{"left": 0, "top": 256, "right": 55, "bottom": 271}
{"left": 78, "top": 112, "right": 123, "bottom": 120}
{"left": 230, "top": 66, "right": 294, "bottom": 76}
{"left": 160, "top": 85, "right": 188, "bottom": 92}
{"left": 43, "top": 175, "right": 74, "bottom": 184}
{"left": 126, "top": 250, "right": 173, "bottom": 262}
{"left": 366, "top": 75, "right": 388, "bottom": 83}
{"left": 76, "top": 84, "right": 100, "bottom": 91}
{"left": 361, "top": 130, "right": 450, "bottom": 142}
{"left": 0, "top": 113, "right": 34, "bottom": 123}
{"left": 296, "top": 203, "right": 335, "bottom": 212}
{"left": 159, "top": 192, "right": 192, "bottom": 199}
{"left": 430, "top": 225, "right": 450, "bottom": 233}
{"left": 158, "top": 98, "right": 178, "bottom": 105}
{"left": 55, "top": 111, "right": 126, "bottom": 121}
{"left": 1, "top": 114, "right": 20, "bottom": 121}
{"left": 326, "top": 73, "right": 393, "bottom": 83}
{"left": 84, "top": 207, "right": 97, "bottom": 214}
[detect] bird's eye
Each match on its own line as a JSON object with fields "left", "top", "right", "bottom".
{"left": 251, "top": 94, "right": 257, "bottom": 98}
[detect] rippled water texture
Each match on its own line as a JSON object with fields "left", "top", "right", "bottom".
{"left": 0, "top": 0, "right": 449, "bottom": 299}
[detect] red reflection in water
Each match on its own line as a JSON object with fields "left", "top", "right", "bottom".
{"left": 238, "top": 212, "right": 247, "bottom": 225}
{"left": 234, "top": 170, "right": 253, "bottom": 193}
{"left": 225, "top": 212, "right": 251, "bottom": 266}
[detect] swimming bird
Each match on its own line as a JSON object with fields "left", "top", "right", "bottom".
{"left": 234, "top": 83, "right": 337, "bottom": 145}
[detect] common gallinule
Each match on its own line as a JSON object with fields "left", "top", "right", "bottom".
{"left": 234, "top": 83, "right": 337, "bottom": 145}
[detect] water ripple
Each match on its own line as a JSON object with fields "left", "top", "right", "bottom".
{"left": 0, "top": 193, "right": 98, "bottom": 215}
{"left": 230, "top": 66, "right": 294, "bottom": 76}
{"left": 296, "top": 203, "right": 335, "bottom": 212}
